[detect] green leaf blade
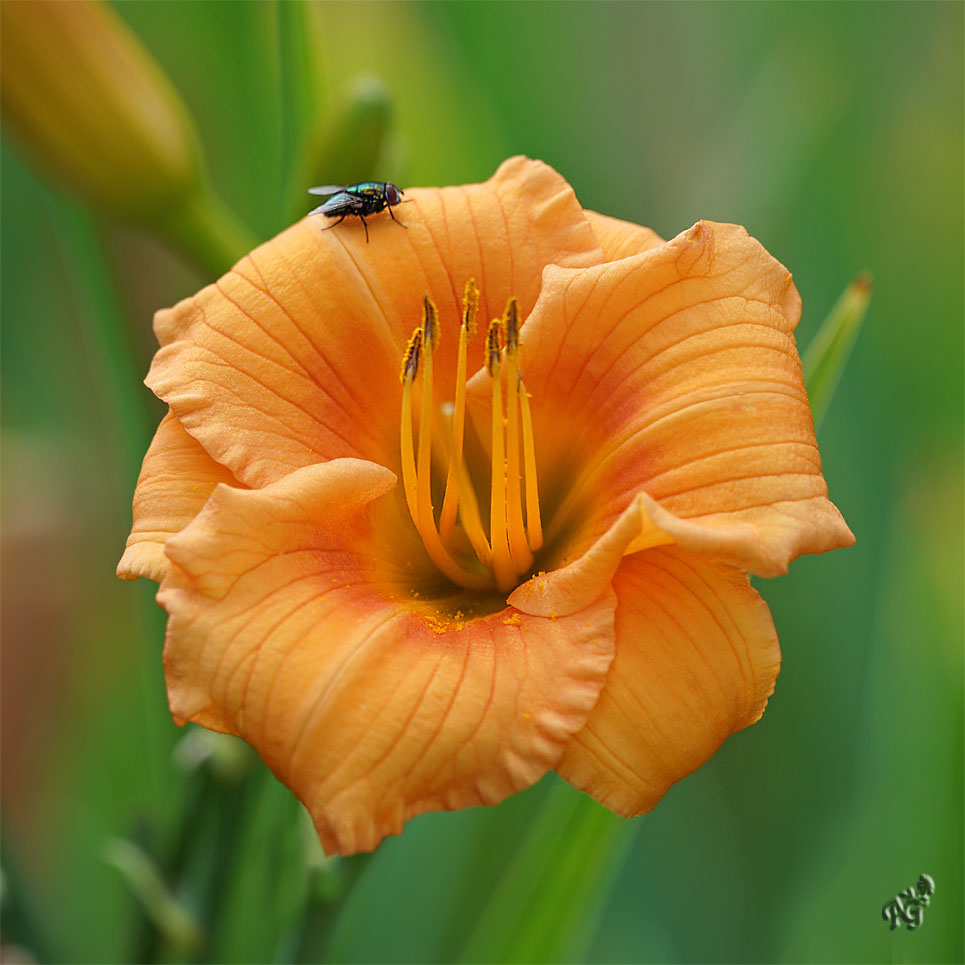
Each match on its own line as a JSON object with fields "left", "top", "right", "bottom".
{"left": 802, "top": 272, "right": 873, "bottom": 430}
{"left": 459, "top": 781, "right": 637, "bottom": 964}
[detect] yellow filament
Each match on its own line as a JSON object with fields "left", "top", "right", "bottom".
{"left": 488, "top": 322, "right": 516, "bottom": 592}
{"left": 518, "top": 377, "right": 543, "bottom": 551}
{"left": 401, "top": 379, "right": 419, "bottom": 529}
{"left": 503, "top": 303, "right": 533, "bottom": 573}
{"left": 440, "top": 279, "right": 479, "bottom": 544}
{"left": 416, "top": 311, "right": 435, "bottom": 531}
{"left": 453, "top": 458, "right": 493, "bottom": 566}
{"left": 399, "top": 330, "right": 422, "bottom": 528}
{"left": 434, "top": 399, "right": 491, "bottom": 565}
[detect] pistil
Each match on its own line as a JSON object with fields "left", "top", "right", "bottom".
{"left": 518, "top": 374, "right": 543, "bottom": 551}
{"left": 399, "top": 330, "right": 422, "bottom": 528}
{"left": 439, "top": 279, "right": 478, "bottom": 542}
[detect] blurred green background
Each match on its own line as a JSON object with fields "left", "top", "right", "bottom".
{"left": 1, "top": 2, "right": 961, "bottom": 962}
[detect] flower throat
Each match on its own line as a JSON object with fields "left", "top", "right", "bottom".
{"left": 400, "top": 280, "right": 543, "bottom": 594}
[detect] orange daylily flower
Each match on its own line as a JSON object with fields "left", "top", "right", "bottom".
{"left": 119, "top": 157, "right": 854, "bottom": 855}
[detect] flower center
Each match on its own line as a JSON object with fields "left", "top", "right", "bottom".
{"left": 400, "top": 280, "right": 543, "bottom": 594}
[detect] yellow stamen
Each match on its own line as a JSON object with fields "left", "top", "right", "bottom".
{"left": 434, "top": 401, "right": 492, "bottom": 566}
{"left": 488, "top": 320, "right": 516, "bottom": 592}
{"left": 453, "top": 455, "right": 494, "bottom": 566}
{"left": 400, "top": 330, "right": 422, "bottom": 528}
{"left": 416, "top": 296, "right": 437, "bottom": 526}
{"left": 518, "top": 376, "right": 543, "bottom": 551}
{"left": 502, "top": 299, "right": 534, "bottom": 573}
{"left": 440, "top": 279, "right": 479, "bottom": 542}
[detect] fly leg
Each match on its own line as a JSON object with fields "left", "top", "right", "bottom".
{"left": 387, "top": 205, "right": 408, "bottom": 229}
{"left": 360, "top": 215, "right": 370, "bottom": 243}
{"left": 321, "top": 215, "right": 347, "bottom": 232}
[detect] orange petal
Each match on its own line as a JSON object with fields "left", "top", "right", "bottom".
{"left": 147, "top": 157, "right": 602, "bottom": 488}
{"left": 585, "top": 210, "right": 665, "bottom": 261}
{"left": 513, "top": 220, "right": 853, "bottom": 582}
{"left": 117, "top": 411, "right": 242, "bottom": 583}
{"left": 510, "top": 483, "right": 837, "bottom": 619}
{"left": 159, "top": 458, "right": 615, "bottom": 855}
{"left": 556, "top": 546, "right": 780, "bottom": 816}
{"left": 508, "top": 491, "right": 673, "bottom": 617}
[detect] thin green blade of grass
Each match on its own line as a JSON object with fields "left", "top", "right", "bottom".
{"left": 803, "top": 272, "right": 873, "bottom": 430}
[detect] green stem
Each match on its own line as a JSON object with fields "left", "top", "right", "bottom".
{"left": 191, "top": 766, "right": 265, "bottom": 963}
{"left": 45, "top": 199, "right": 152, "bottom": 484}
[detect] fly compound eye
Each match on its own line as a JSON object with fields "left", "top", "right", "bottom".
{"left": 386, "top": 184, "right": 401, "bottom": 205}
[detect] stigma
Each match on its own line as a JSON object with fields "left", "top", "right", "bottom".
{"left": 400, "top": 281, "right": 543, "bottom": 593}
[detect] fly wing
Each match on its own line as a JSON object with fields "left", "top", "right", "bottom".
{"left": 308, "top": 185, "right": 346, "bottom": 196}
{"left": 309, "top": 192, "right": 361, "bottom": 217}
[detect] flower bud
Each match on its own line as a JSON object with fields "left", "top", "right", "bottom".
{"left": 288, "top": 73, "right": 393, "bottom": 216}
{"left": 1, "top": 0, "right": 201, "bottom": 225}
